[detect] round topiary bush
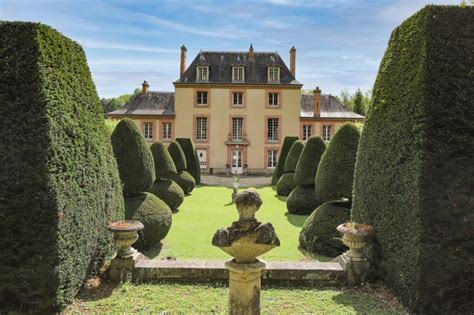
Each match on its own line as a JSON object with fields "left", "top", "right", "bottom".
{"left": 315, "top": 123, "right": 360, "bottom": 203}
{"left": 124, "top": 192, "right": 172, "bottom": 250}
{"left": 294, "top": 136, "right": 326, "bottom": 186}
{"left": 167, "top": 141, "right": 187, "bottom": 172}
{"left": 299, "top": 200, "right": 351, "bottom": 257}
{"left": 271, "top": 136, "right": 298, "bottom": 185}
{"left": 149, "top": 179, "right": 184, "bottom": 212}
{"left": 283, "top": 140, "right": 305, "bottom": 173}
{"left": 111, "top": 119, "right": 155, "bottom": 195}
{"left": 167, "top": 170, "right": 196, "bottom": 195}
{"left": 276, "top": 173, "right": 296, "bottom": 197}
{"left": 150, "top": 141, "right": 177, "bottom": 178}
{"left": 286, "top": 185, "right": 322, "bottom": 215}
{"left": 176, "top": 138, "right": 201, "bottom": 184}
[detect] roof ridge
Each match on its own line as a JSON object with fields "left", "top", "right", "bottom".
{"left": 200, "top": 51, "right": 279, "bottom": 54}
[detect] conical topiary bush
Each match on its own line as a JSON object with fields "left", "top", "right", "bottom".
{"left": 271, "top": 136, "right": 299, "bottom": 185}
{"left": 287, "top": 136, "right": 326, "bottom": 214}
{"left": 315, "top": 123, "right": 361, "bottom": 203}
{"left": 111, "top": 119, "right": 172, "bottom": 249}
{"left": 176, "top": 138, "right": 201, "bottom": 184}
{"left": 149, "top": 141, "right": 185, "bottom": 212}
{"left": 276, "top": 140, "right": 304, "bottom": 196}
{"left": 167, "top": 141, "right": 196, "bottom": 194}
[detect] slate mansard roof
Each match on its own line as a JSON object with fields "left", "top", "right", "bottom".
{"left": 175, "top": 51, "right": 301, "bottom": 85}
{"left": 107, "top": 92, "right": 175, "bottom": 116}
{"left": 300, "top": 94, "right": 365, "bottom": 119}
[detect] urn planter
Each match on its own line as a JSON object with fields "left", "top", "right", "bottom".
{"left": 108, "top": 220, "right": 144, "bottom": 259}
{"left": 337, "top": 223, "right": 374, "bottom": 260}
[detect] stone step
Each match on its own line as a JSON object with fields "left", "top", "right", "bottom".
{"left": 134, "top": 259, "right": 346, "bottom": 285}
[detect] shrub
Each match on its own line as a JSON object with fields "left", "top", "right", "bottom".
{"left": 276, "top": 173, "right": 296, "bottom": 197}
{"left": 294, "top": 136, "right": 326, "bottom": 186}
{"left": 149, "top": 179, "right": 184, "bottom": 212}
{"left": 0, "top": 22, "right": 124, "bottom": 312}
{"left": 150, "top": 141, "right": 177, "bottom": 179}
{"left": 271, "top": 136, "right": 298, "bottom": 185}
{"left": 167, "top": 171, "right": 196, "bottom": 195}
{"left": 168, "top": 141, "right": 187, "bottom": 172}
{"left": 315, "top": 123, "right": 360, "bottom": 203}
{"left": 352, "top": 6, "right": 474, "bottom": 313}
{"left": 176, "top": 138, "right": 201, "bottom": 184}
{"left": 124, "top": 192, "right": 172, "bottom": 250}
{"left": 286, "top": 185, "right": 322, "bottom": 215}
{"left": 299, "top": 200, "right": 350, "bottom": 257}
{"left": 111, "top": 119, "right": 155, "bottom": 195}
{"left": 283, "top": 140, "right": 305, "bottom": 173}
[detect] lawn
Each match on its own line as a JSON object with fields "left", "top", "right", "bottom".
{"left": 144, "top": 185, "right": 326, "bottom": 261}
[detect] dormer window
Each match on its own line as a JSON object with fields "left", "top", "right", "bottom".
{"left": 232, "top": 66, "right": 244, "bottom": 82}
{"left": 268, "top": 67, "right": 280, "bottom": 82}
{"left": 197, "top": 66, "right": 209, "bottom": 81}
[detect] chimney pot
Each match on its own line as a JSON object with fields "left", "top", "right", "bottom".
{"left": 180, "top": 45, "right": 187, "bottom": 78}
{"left": 289, "top": 46, "right": 296, "bottom": 77}
{"left": 142, "top": 80, "right": 149, "bottom": 95}
{"left": 314, "top": 87, "right": 321, "bottom": 117}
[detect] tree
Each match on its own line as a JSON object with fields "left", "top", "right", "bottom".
{"left": 353, "top": 89, "right": 365, "bottom": 115}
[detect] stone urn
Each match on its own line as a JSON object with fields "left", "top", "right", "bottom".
{"left": 108, "top": 220, "right": 144, "bottom": 259}
{"left": 337, "top": 222, "right": 374, "bottom": 260}
{"left": 212, "top": 189, "right": 280, "bottom": 263}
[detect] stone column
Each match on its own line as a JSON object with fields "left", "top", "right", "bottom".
{"left": 225, "top": 259, "right": 266, "bottom": 315}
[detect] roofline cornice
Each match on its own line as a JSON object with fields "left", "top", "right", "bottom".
{"left": 173, "top": 82, "right": 303, "bottom": 89}
{"left": 299, "top": 116, "right": 365, "bottom": 121}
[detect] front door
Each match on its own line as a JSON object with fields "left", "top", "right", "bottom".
{"left": 197, "top": 149, "right": 207, "bottom": 169}
{"left": 231, "top": 150, "right": 243, "bottom": 174}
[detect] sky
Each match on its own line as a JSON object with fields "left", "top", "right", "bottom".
{"left": 0, "top": 0, "right": 459, "bottom": 98}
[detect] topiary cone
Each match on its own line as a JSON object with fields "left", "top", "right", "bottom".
{"left": 271, "top": 136, "right": 298, "bottom": 185}
{"left": 168, "top": 141, "right": 187, "bottom": 172}
{"left": 294, "top": 136, "right": 326, "bottom": 186}
{"left": 283, "top": 140, "right": 305, "bottom": 173}
{"left": 176, "top": 138, "right": 201, "bottom": 184}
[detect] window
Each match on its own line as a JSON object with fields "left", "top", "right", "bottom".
{"left": 196, "top": 91, "right": 208, "bottom": 106}
{"left": 233, "top": 92, "right": 243, "bottom": 107}
{"left": 303, "top": 125, "right": 312, "bottom": 140}
{"left": 196, "top": 117, "right": 208, "bottom": 141}
{"left": 162, "top": 122, "right": 172, "bottom": 140}
{"left": 267, "top": 118, "right": 279, "bottom": 142}
{"left": 268, "top": 67, "right": 280, "bottom": 82}
{"left": 143, "top": 122, "right": 153, "bottom": 141}
{"left": 232, "top": 67, "right": 244, "bottom": 82}
{"left": 197, "top": 66, "right": 209, "bottom": 81}
{"left": 267, "top": 150, "right": 278, "bottom": 168}
{"left": 232, "top": 118, "right": 243, "bottom": 141}
{"left": 323, "top": 125, "right": 332, "bottom": 141}
{"left": 268, "top": 93, "right": 279, "bottom": 107}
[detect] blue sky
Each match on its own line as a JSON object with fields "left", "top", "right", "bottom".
{"left": 1, "top": 0, "right": 458, "bottom": 98}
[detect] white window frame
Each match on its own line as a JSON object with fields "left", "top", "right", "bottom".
{"left": 196, "top": 91, "right": 208, "bottom": 106}
{"left": 267, "top": 118, "right": 279, "bottom": 142}
{"left": 196, "top": 66, "right": 209, "bottom": 81}
{"left": 162, "top": 122, "right": 172, "bottom": 140}
{"left": 232, "top": 66, "right": 244, "bottom": 82}
{"left": 268, "top": 67, "right": 280, "bottom": 82}
{"left": 303, "top": 125, "right": 312, "bottom": 140}
{"left": 267, "top": 150, "right": 278, "bottom": 168}
{"left": 143, "top": 122, "right": 153, "bottom": 141}
{"left": 196, "top": 117, "right": 208, "bottom": 141}
{"left": 233, "top": 92, "right": 243, "bottom": 107}
{"left": 232, "top": 117, "right": 243, "bottom": 141}
{"left": 268, "top": 92, "right": 279, "bottom": 107}
{"left": 323, "top": 125, "right": 332, "bottom": 141}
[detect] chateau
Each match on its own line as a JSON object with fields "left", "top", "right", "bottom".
{"left": 107, "top": 45, "right": 364, "bottom": 174}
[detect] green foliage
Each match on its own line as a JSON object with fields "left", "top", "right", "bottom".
{"left": 100, "top": 88, "right": 140, "bottom": 114}
{"left": 271, "top": 136, "right": 298, "bottom": 185}
{"left": 283, "top": 140, "right": 305, "bottom": 173}
{"left": 0, "top": 22, "right": 124, "bottom": 312}
{"left": 315, "top": 123, "right": 360, "bottom": 203}
{"left": 176, "top": 138, "right": 201, "bottom": 184}
{"left": 150, "top": 141, "right": 177, "bottom": 179}
{"left": 124, "top": 193, "right": 172, "bottom": 250}
{"left": 149, "top": 179, "right": 185, "bottom": 212}
{"left": 353, "top": 89, "right": 365, "bottom": 116}
{"left": 335, "top": 88, "right": 371, "bottom": 115}
{"left": 168, "top": 141, "right": 187, "bottom": 172}
{"left": 299, "top": 200, "right": 350, "bottom": 257}
{"left": 111, "top": 119, "right": 155, "bottom": 195}
{"left": 286, "top": 185, "right": 322, "bottom": 215}
{"left": 104, "top": 119, "right": 120, "bottom": 136}
{"left": 294, "top": 136, "right": 326, "bottom": 186}
{"left": 167, "top": 171, "right": 196, "bottom": 195}
{"left": 351, "top": 6, "right": 474, "bottom": 313}
{"left": 276, "top": 173, "right": 296, "bottom": 197}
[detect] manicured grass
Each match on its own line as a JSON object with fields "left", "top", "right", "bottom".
{"left": 68, "top": 281, "right": 407, "bottom": 314}
{"left": 145, "top": 185, "right": 325, "bottom": 261}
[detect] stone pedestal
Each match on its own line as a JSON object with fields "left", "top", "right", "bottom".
{"left": 225, "top": 259, "right": 266, "bottom": 315}
{"left": 109, "top": 251, "right": 148, "bottom": 282}
{"left": 337, "top": 254, "right": 370, "bottom": 286}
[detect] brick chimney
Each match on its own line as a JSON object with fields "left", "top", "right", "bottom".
{"left": 142, "top": 80, "right": 149, "bottom": 95}
{"left": 248, "top": 44, "right": 254, "bottom": 58}
{"left": 289, "top": 46, "right": 296, "bottom": 77}
{"left": 314, "top": 87, "right": 321, "bottom": 117}
{"left": 180, "top": 45, "right": 187, "bottom": 78}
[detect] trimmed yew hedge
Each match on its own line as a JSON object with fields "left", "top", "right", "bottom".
{"left": 168, "top": 141, "right": 187, "bottom": 172}
{"left": 271, "top": 136, "right": 298, "bottom": 185}
{"left": 0, "top": 22, "right": 124, "bottom": 312}
{"left": 176, "top": 138, "right": 201, "bottom": 184}
{"left": 294, "top": 136, "right": 326, "bottom": 186}
{"left": 286, "top": 185, "right": 321, "bottom": 215}
{"left": 168, "top": 171, "right": 196, "bottom": 195}
{"left": 352, "top": 6, "right": 474, "bottom": 313}
{"left": 283, "top": 140, "right": 304, "bottom": 173}
{"left": 315, "top": 123, "right": 360, "bottom": 203}
{"left": 150, "top": 141, "right": 177, "bottom": 178}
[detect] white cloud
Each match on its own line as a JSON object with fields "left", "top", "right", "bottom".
{"left": 77, "top": 39, "right": 177, "bottom": 54}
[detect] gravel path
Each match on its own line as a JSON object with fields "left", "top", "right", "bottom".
{"left": 200, "top": 174, "right": 272, "bottom": 188}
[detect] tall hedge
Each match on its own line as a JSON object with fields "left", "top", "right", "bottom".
{"left": 352, "top": 6, "right": 474, "bottom": 313}
{"left": 283, "top": 140, "right": 304, "bottom": 173}
{"left": 315, "top": 123, "right": 360, "bottom": 203}
{"left": 0, "top": 22, "right": 124, "bottom": 312}
{"left": 111, "top": 119, "right": 155, "bottom": 195}
{"left": 271, "top": 136, "right": 298, "bottom": 185}
{"left": 294, "top": 136, "right": 326, "bottom": 186}
{"left": 176, "top": 138, "right": 201, "bottom": 184}
{"left": 168, "top": 141, "right": 187, "bottom": 172}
